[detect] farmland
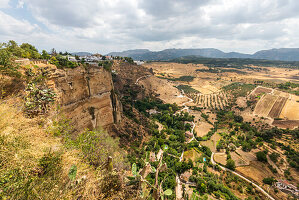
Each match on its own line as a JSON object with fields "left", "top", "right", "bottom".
{"left": 251, "top": 86, "right": 299, "bottom": 128}
{"left": 188, "top": 91, "right": 229, "bottom": 109}
{"left": 254, "top": 94, "right": 279, "bottom": 117}
{"left": 139, "top": 61, "right": 299, "bottom": 199}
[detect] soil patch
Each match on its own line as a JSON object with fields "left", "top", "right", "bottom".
{"left": 214, "top": 153, "right": 227, "bottom": 165}
{"left": 268, "top": 96, "right": 287, "bottom": 118}
{"left": 272, "top": 120, "right": 299, "bottom": 129}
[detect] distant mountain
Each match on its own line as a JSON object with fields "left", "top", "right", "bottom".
{"left": 71, "top": 52, "right": 93, "bottom": 56}
{"left": 107, "top": 48, "right": 299, "bottom": 61}
{"left": 107, "top": 49, "right": 150, "bottom": 57}
{"left": 253, "top": 48, "right": 299, "bottom": 61}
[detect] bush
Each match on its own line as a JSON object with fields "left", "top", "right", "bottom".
{"left": 256, "top": 151, "right": 267, "bottom": 162}
{"left": 38, "top": 151, "right": 62, "bottom": 178}
{"left": 99, "top": 61, "right": 113, "bottom": 72}
{"left": 262, "top": 177, "right": 276, "bottom": 185}
{"left": 73, "top": 129, "right": 128, "bottom": 169}
{"left": 24, "top": 82, "right": 56, "bottom": 116}
{"left": 269, "top": 152, "right": 279, "bottom": 163}
{"left": 226, "top": 159, "right": 236, "bottom": 170}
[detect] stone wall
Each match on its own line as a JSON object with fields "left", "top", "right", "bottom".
{"left": 49, "top": 65, "right": 122, "bottom": 132}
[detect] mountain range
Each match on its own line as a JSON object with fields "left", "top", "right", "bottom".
{"left": 106, "top": 48, "right": 299, "bottom": 61}
{"left": 71, "top": 52, "right": 93, "bottom": 56}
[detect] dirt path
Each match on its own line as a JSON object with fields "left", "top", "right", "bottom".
{"left": 135, "top": 75, "right": 151, "bottom": 84}
{"left": 175, "top": 89, "right": 202, "bottom": 199}
{"left": 211, "top": 153, "right": 276, "bottom": 200}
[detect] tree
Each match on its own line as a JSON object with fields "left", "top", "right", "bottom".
{"left": 20, "top": 43, "right": 40, "bottom": 59}
{"left": 6, "top": 40, "right": 23, "bottom": 57}
{"left": 269, "top": 152, "right": 279, "bottom": 163}
{"left": 41, "top": 50, "right": 50, "bottom": 60}
{"left": 234, "top": 115, "right": 243, "bottom": 123}
{"left": 0, "top": 48, "right": 12, "bottom": 67}
{"left": 256, "top": 151, "right": 267, "bottom": 162}
{"left": 263, "top": 177, "right": 276, "bottom": 185}
{"left": 226, "top": 159, "right": 236, "bottom": 170}
{"left": 51, "top": 48, "right": 57, "bottom": 56}
{"left": 124, "top": 57, "right": 134, "bottom": 64}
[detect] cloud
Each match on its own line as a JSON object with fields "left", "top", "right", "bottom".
{"left": 16, "top": 0, "right": 24, "bottom": 8}
{"left": 0, "top": 0, "right": 10, "bottom": 8}
{"left": 0, "top": 11, "right": 37, "bottom": 35}
{"left": 0, "top": 0, "right": 299, "bottom": 53}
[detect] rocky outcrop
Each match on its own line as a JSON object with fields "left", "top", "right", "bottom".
{"left": 49, "top": 65, "right": 122, "bottom": 132}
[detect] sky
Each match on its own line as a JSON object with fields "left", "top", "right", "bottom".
{"left": 1, "top": 0, "right": 299, "bottom": 54}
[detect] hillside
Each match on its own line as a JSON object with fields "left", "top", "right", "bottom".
{"left": 107, "top": 48, "right": 299, "bottom": 61}
{"left": 1, "top": 41, "right": 298, "bottom": 200}
{"left": 171, "top": 55, "right": 299, "bottom": 69}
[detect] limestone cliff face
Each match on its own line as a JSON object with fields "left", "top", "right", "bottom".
{"left": 49, "top": 65, "right": 122, "bottom": 132}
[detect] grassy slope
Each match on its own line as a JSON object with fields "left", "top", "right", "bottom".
{"left": 0, "top": 98, "right": 99, "bottom": 199}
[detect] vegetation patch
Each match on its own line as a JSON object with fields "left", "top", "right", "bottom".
{"left": 176, "top": 85, "right": 199, "bottom": 93}
{"left": 222, "top": 82, "right": 255, "bottom": 97}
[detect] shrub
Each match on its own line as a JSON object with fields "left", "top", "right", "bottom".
{"left": 24, "top": 82, "right": 56, "bottom": 116}
{"left": 226, "top": 159, "right": 236, "bottom": 170}
{"left": 262, "top": 177, "right": 276, "bottom": 185}
{"left": 38, "top": 151, "right": 62, "bottom": 178}
{"left": 73, "top": 129, "right": 128, "bottom": 169}
{"left": 99, "top": 61, "right": 113, "bottom": 72}
{"left": 256, "top": 151, "right": 267, "bottom": 162}
{"left": 269, "top": 152, "right": 279, "bottom": 163}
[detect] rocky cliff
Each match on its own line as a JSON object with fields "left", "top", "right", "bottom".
{"left": 49, "top": 65, "right": 122, "bottom": 132}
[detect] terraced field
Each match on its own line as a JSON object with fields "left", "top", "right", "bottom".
{"left": 188, "top": 91, "right": 229, "bottom": 109}
{"left": 254, "top": 94, "right": 279, "bottom": 116}
{"left": 252, "top": 86, "right": 299, "bottom": 128}
{"left": 268, "top": 96, "right": 288, "bottom": 118}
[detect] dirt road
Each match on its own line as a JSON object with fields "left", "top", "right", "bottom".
{"left": 211, "top": 152, "right": 276, "bottom": 200}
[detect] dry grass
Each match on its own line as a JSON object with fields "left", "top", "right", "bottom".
{"left": 200, "top": 133, "right": 221, "bottom": 152}
{"left": 236, "top": 161, "right": 276, "bottom": 184}
{"left": 0, "top": 98, "right": 101, "bottom": 199}
{"left": 280, "top": 96, "right": 299, "bottom": 120}
{"left": 183, "top": 148, "right": 202, "bottom": 162}
{"left": 195, "top": 121, "right": 213, "bottom": 137}
{"left": 213, "top": 153, "right": 227, "bottom": 165}
{"left": 254, "top": 94, "right": 278, "bottom": 117}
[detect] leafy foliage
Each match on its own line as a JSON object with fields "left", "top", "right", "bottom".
{"left": 256, "top": 151, "right": 267, "bottom": 162}
{"left": 132, "top": 163, "right": 137, "bottom": 176}
{"left": 70, "top": 129, "right": 127, "bottom": 169}
{"left": 24, "top": 82, "right": 56, "bottom": 116}
{"left": 262, "top": 177, "right": 276, "bottom": 185}
{"left": 1, "top": 40, "right": 41, "bottom": 59}
{"left": 225, "top": 159, "right": 236, "bottom": 170}
{"left": 49, "top": 55, "right": 78, "bottom": 68}
{"left": 68, "top": 165, "right": 77, "bottom": 181}
{"left": 98, "top": 60, "right": 113, "bottom": 72}
{"left": 176, "top": 84, "right": 199, "bottom": 93}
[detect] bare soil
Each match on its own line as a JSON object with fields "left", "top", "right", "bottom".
{"left": 214, "top": 153, "right": 227, "bottom": 165}
{"left": 254, "top": 94, "right": 278, "bottom": 117}
{"left": 268, "top": 96, "right": 287, "bottom": 118}
{"left": 195, "top": 121, "right": 213, "bottom": 137}
{"left": 272, "top": 120, "right": 299, "bottom": 129}
{"left": 139, "top": 76, "right": 189, "bottom": 105}
{"left": 236, "top": 161, "right": 276, "bottom": 184}
{"left": 280, "top": 95, "right": 299, "bottom": 120}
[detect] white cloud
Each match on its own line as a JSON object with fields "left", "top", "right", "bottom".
{"left": 0, "top": 0, "right": 10, "bottom": 8}
{"left": 0, "top": 0, "right": 299, "bottom": 53}
{"left": 0, "top": 11, "right": 36, "bottom": 35}
{"left": 17, "top": 0, "right": 24, "bottom": 8}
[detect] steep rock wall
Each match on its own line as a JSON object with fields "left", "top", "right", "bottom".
{"left": 49, "top": 65, "right": 121, "bottom": 132}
